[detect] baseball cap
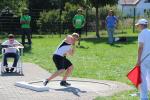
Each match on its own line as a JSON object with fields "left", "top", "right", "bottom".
{"left": 77, "top": 8, "right": 83, "bottom": 12}
{"left": 8, "top": 34, "right": 14, "bottom": 38}
{"left": 135, "top": 19, "right": 148, "bottom": 26}
{"left": 23, "top": 8, "right": 29, "bottom": 14}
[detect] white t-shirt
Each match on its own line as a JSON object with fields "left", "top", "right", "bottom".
{"left": 54, "top": 41, "right": 72, "bottom": 57}
{"left": 138, "top": 28, "right": 150, "bottom": 61}
{"left": 2, "top": 40, "right": 21, "bottom": 53}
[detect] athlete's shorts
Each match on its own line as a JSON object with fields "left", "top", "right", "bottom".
{"left": 53, "top": 54, "right": 72, "bottom": 70}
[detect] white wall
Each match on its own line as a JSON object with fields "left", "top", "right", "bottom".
{"left": 118, "top": 0, "right": 150, "bottom": 17}
{"left": 136, "top": 0, "right": 150, "bottom": 16}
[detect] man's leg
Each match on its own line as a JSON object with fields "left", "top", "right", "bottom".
{"left": 3, "top": 53, "right": 9, "bottom": 67}
{"left": 140, "top": 63, "right": 148, "bottom": 100}
{"left": 48, "top": 69, "right": 65, "bottom": 80}
{"left": 3, "top": 53, "right": 10, "bottom": 72}
{"left": 22, "top": 29, "right": 25, "bottom": 45}
{"left": 76, "top": 29, "right": 81, "bottom": 45}
{"left": 111, "top": 28, "right": 115, "bottom": 43}
{"left": 43, "top": 69, "right": 65, "bottom": 86}
{"left": 26, "top": 29, "right": 32, "bottom": 45}
{"left": 62, "top": 65, "right": 73, "bottom": 81}
{"left": 12, "top": 53, "right": 19, "bottom": 68}
{"left": 147, "top": 66, "right": 150, "bottom": 91}
{"left": 78, "top": 29, "right": 82, "bottom": 45}
{"left": 5, "top": 53, "right": 19, "bottom": 72}
{"left": 107, "top": 28, "right": 114, "bottom": 44}
{"left": 60, "top": 66, "right": 74, "bottom": 86}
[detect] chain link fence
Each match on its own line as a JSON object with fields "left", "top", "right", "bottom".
{"left": 0, "top": 8, "right": 97, "bottom": 35}
{"left": 1, "top": 7, "right": 149, "bottom": 36}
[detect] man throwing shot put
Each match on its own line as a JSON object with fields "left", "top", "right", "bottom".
{"left": 43, "top": 33, "right": 79, "bottom": 87}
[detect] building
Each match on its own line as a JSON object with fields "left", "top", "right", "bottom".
{"left": 119, "top": 0, "right": 150, "bottom": 17}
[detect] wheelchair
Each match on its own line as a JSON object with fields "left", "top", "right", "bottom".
{"left": 0, "top": 45, "right": 23, "bottom": 75}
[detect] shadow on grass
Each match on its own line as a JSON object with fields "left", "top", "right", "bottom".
{"left": 82, "top": 36, "right": 137, "bottom": 45}
{"left": 31, "top": 35, "right": 45, "bottom": 39}
{"left": 23, "top": 45, "right": 32, "bottom": 54}
{"left": 76, "top": 45, "right": 89, "bottom": 49}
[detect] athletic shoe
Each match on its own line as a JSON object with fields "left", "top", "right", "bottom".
{"left": 5, "top": 67, "right": 9, "bottom": 72}
{"left": 43, "top": 79, "right": 49, "bottom": 86}
{"left": 60, "top": 81, "right": 71, "bottom": 87}
{"left": 10, "top": 68, "right": 14, "bottom": 72}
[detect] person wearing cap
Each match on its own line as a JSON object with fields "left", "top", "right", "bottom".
{"left": 1, "top": 34, "right": 23, "bottom": 72}
{"left": 43, "top": 33, "right": 79, "bottom": 87}
{"left": 20, "top": 8, "right": 31, "bottom": 46}
{"left": 105, "top": 10, "right": 118, "bottom": 45}
{"left": 135, "top": 18, "right": 150, "bottom": 100}
{"left": 72, "top": 8, "right": 85, "bottom": 46}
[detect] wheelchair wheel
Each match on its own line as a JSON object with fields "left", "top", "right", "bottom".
{"left": 16, "top": 58, "right": 23, "bottom": 75}
{"left": 0, "top": 65, "right": 5, "bottom": 75}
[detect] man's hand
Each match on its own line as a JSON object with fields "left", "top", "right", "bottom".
{"left": 20, "top": 21, "right": 30, "bottom": 24}
{"left": 13, "top": 44, "right": 24, "bottom": 48}
{"left": 135, "top": 61, "right": 141, "bottom": 67}
{"left": 65, "top": 47, "right": 75, "bottom": 56}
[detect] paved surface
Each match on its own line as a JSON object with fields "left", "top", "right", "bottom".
{"left": 0, "top": 63, "right": 133, "bottom": 100}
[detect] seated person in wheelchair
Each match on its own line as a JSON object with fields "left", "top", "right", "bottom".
{"left": 1, "top": 34, "right": 23, "bottom": 72}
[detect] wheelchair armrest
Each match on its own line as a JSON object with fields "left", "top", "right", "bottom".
{"left": 1, "top": 45, "right": 9, "bottom": 48}
{"left": 1, "top": 48, "right": 6, "bottom": 54}
{"left": 16, "top": 48, "right": 24, "bottom": 56}
{"left": 16, "top": 48, "right": 21, "bottom": 55}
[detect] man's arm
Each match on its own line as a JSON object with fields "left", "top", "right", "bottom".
{"left": 105, "top": 17, "right": 108, "bottom": 28}
{"left": 65, "top": 45, "right": 75, "bottom": 56}
{"left": 1, "top": 40, "right": 7, "bottom": 45}
{"left": 13, "top": 40, "right": 24, "bottom": 47}
{"left": 82, "top": 15, "right": 86, "bottom": 27}
{"left": 1, "top": 40, "right": 8, "bottom": 48}
{"left": 20, "top": 20, "right": 27, "bottom": 24}
{"left": 136, "top": 42, "right": 144, "bottom": 66}
{"left": 72, "top": 16, "right": 76, "bottom": 27}
{"left": 115, "top": 16, "right": 119, "bottom": 27}
{"left": 20, "top": 20, "right": 30, "bottom": 24}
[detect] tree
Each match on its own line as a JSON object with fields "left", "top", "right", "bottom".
{"left": 89, "top": 0, "right": 118, "bottom": 38}
{"left": 0, "top": 0, "right": 28, "bottom": 16}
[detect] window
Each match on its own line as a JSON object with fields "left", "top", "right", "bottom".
{"left": 145, "top": 0, "right": 150, "bottom": 3}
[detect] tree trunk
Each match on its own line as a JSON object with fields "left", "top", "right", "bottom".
{"left": 59, "top": 0, "right": 62, "bottom": 37}
{"left": 95, "top": 4, "right": 100, "bottom": 38}
{"left": 85, "top": 8, "right": 88, "bottom": 36}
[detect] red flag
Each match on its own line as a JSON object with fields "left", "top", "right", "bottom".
{"left": 127, "top": 65, "right": 141, "bottom": 88}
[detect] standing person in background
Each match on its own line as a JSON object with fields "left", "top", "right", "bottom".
{"left": 73, "top": 8, "right": 85, "bottom": 46}
{"left": 20, "top": 8, "right": 31, "bottom": 46}
{"left": 135, "top": 19, "right": 150, "bottom": 100}
{"left": 105, "top": 10, "right": 118, "bottom": 45}
{"left": 43, "top": 33, "right": 79, "bottom": 87}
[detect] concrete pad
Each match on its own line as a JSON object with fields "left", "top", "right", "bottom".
{"left": 0, "top": 63, "right": 133, "bottom": 100}
{"left": 15, "top": 81, "right": 49, "bottom": 92}
{"left": 14, "top": 78, "right": 132, "bottom": 97}
{"left": 50, "top": 79, "right": 132, "bottom": 96}
{"left": 48, "top": 80, "right": 110, "bottom": 92}
{"left": 26, "top": 79, "right": 133, "bottom": 96}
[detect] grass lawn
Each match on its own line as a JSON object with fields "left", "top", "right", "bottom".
{"left": 0, "top": 32, "right": 142, "bottom": 99}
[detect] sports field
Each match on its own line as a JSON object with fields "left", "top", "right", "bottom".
{"left": 0, "top": 33, "right": 143, "bottom": 99}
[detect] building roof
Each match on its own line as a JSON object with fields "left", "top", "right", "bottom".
{"left": 120, "top": 0, "right": 140, "bottom": 6}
